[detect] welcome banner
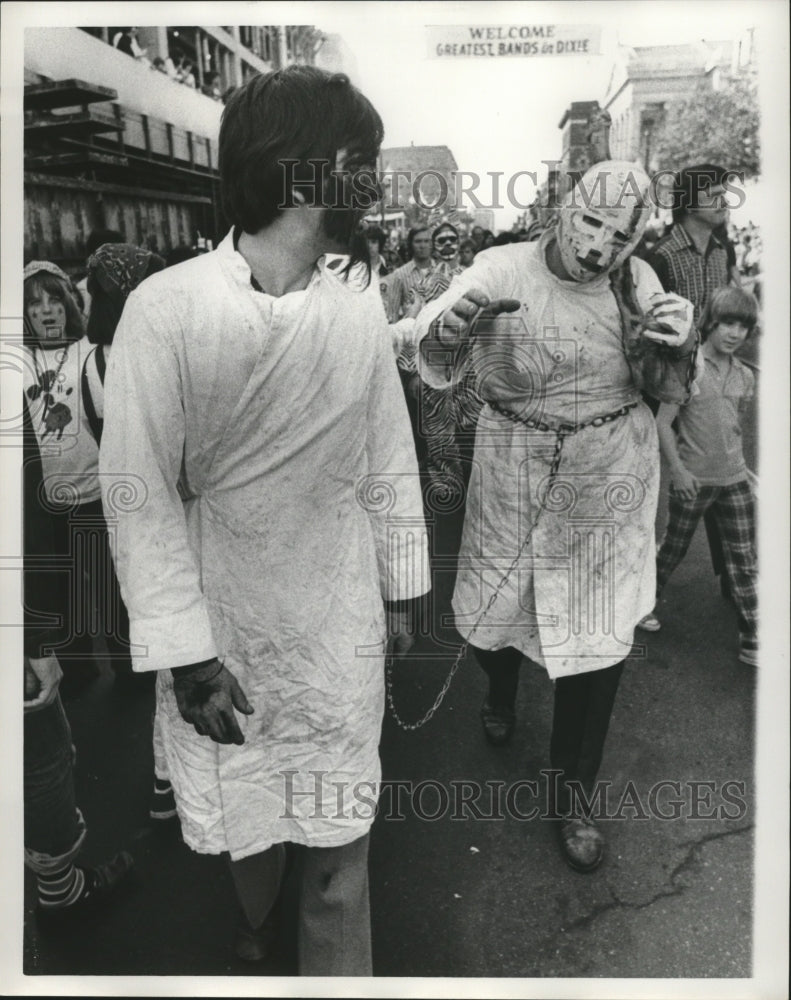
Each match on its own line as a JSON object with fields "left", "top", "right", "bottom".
{"left": 427, "top": 24, "right": 602, "bottom": 59}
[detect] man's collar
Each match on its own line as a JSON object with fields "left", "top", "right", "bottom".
{"left": 677, "top": 220, "right": 724, "bottom": 255}
{"left": 229, "top": 225, "right": 327, "bottom": 294}
{"left": 701, "top": 339, "right": 732, "bottom": 370}
{"left": 232, "top": 226, "right": 264, "bottom": 292}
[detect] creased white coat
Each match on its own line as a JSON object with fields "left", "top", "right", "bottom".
{"left": 100, "top": 233, "right": 429, "bottom": 859}
{"left": 416, "top": 240, "right": 691, "bottom": 679}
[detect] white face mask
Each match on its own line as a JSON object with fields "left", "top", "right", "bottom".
{"left": 556, "top": 161, "right": 650, "bottom": 282}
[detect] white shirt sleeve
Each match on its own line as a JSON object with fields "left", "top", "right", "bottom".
{"left": 389, "top": 316, "right": 418, "bottom": 360}
{"left": 363, "top": 305, "right": 430, "bottom": 602}
{"left": 99, "top": 291, "right": 218, "bottom": 671}
{"left": 415, "top": 247, "right": 514, "bottom": 389}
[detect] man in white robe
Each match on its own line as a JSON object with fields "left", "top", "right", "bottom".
{"left": 100, "top": 66, "right": 428, "bottom": 973}
{"left": 416, "top": 161, "right": 696, "bottom": 874}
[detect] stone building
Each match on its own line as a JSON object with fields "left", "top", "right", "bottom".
{"left": 603, "top": 32, "right": 756, "bottom": 171}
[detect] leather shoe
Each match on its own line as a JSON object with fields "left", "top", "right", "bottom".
{"left": 557, "top": 817, "right": 605, "bottom": 873}
{"left": 234, "top": 905, "right": 279, "bottom": 962}
{"left": 480, "top": 700, "right": 515, "bottom": 746}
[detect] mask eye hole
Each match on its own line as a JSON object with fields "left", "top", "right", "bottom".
{"left": 582, "top": 215, "right": 603, "bottom": 228}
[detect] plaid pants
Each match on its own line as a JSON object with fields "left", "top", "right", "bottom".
{"left": 656, "top": 480, "right": 757, "bottom": 638}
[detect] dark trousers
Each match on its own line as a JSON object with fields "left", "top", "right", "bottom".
{"left": 398, "top": 369, "right": 428, "bottom": 470}
{"left": 475, "top": 645, "right": 625, "bottom": 810}
{"left": 228, "top": 835, "right": 372, "bottom": 975}
{"left": 24, "top": 695, "right": 86, "bottom": 873}
{"left": 41, "top": 499, "right": 132, "bottom": 678}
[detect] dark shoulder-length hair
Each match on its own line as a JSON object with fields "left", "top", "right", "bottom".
{"left": 23, "top": 271, "right": 85, "bottom": 347}
{"left": 219, "top": 65, "right": 384, "bottom": 235}
{"left": 365, "top": 225, "right": 387, "bottom": 251}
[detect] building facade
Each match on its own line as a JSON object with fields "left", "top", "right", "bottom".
{"left": 23, "top": 24, "right": 351, "bottom": 271}
{"left": 372, "top": 144, "right": 460, "bottom": 233}
{"left": 603, "top": 33, "right": 756, "bottom": 171}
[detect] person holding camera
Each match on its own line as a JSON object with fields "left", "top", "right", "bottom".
{"left": 416, "top": 160, "right": 697, "bottom": 874}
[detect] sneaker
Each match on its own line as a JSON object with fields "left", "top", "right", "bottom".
{"left": 37, "top": 851, "right": 135, "bottom": 923}
{"left": 150, "top": 780, "right": 178, "bottom": 821}
{"left": 636, "top": 612, "right": 661, "bottom": 632}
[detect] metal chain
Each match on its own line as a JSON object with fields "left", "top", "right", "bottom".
{"left": 385, "top": 400, "right": 639, "bottom": 731}
{"left": 385, "top": 426, "right": 567, "bottom": 731}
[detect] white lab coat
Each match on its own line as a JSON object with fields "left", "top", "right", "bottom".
{"left": 416, "top": 238, "right": 693, "bottom": 678}
{"left": 101, "top": 231, "right": 429, "bottom": 858}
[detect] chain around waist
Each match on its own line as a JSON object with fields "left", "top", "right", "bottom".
{"left": 486, "top": 399, "right": 639, "bottom": 436}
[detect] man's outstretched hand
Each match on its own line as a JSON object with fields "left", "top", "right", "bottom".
{"left": 172, "top": 659, "right": 254, "bottom": 745}
{"left": 430, "top": 289, "right": 521, "bottom": 348}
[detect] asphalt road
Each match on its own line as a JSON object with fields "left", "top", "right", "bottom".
{"left": 22, "top": 388, "right": 759, "bottom": 982}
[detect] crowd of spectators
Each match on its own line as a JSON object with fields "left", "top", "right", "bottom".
{"left": 372, "top": 209, "right": 760, "bottom": 297}
{"left": 112, "top": 27, "right": 227, "bottom": 100}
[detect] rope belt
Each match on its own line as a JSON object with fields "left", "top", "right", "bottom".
{"left": 486, "top": 399, "right": 639, "bottom": 436}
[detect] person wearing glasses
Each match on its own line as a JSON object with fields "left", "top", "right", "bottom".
{"left": 641, "top": 164, "right": 742, "bottom": 625}
{"left": 645, "top": 165, "right": 737, "bottom": 327}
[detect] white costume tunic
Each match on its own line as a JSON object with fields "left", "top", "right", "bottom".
{"left": 101, "top": 232, "right": 428, "bottom": 859}
{"left": 417, "top": 239, "right": 692, "bottom": 679}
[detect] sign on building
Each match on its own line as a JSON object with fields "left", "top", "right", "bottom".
{"left": 427, "top": 24, "right": 602, "bottom": 59}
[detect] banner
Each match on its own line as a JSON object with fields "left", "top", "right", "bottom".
{"left": 427, "top": 24, "right": 602, "bottom": 59}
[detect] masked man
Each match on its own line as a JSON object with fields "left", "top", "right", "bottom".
{"left": 416, "top": 161, "right": 697, "bottom": 873}
{"left": 101, "top": 66, "right": 428, "bottom": 973}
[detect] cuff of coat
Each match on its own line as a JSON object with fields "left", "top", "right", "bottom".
{"left": 416, "top": 338, "right": 456, "bottom": 389}
{"left": 384, "top": 597, "right": 423, "bottom": 614}
{"left": 128, "top": 601, "right": 218, "bottom": 672}
{"left": 662, "top": 329, "right": 699, "bottom": 359}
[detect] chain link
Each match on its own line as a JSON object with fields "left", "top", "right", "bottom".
{"left": 385, "top": 400, "right": 639, "bottom": 731}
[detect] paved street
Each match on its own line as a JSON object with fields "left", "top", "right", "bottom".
{"left": 23, "top": 392, "right": 759, "bottom": 982}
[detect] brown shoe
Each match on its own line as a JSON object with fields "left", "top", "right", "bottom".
{"left": 557, "top": 817, "right": 605, "bottom": 873}
{"left": 480, "top": 700, "right": 515, "bottom": 746}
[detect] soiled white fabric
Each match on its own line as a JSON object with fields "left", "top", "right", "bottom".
{"left": 416, "top": 238, "right": 691, "bottom": 679}
{"left": 101, "top": 231, "right": 429, "bottom": 859}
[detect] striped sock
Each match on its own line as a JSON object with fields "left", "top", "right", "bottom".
{"left": 150, "top": 777, "right": 177, "bottom": 819}
{"left": 37, "top": 863, "right": 86, "bottom": 909}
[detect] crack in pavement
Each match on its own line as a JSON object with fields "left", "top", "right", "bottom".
{"left": 555, "top": 823, "right": 754, "bottom": 938}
